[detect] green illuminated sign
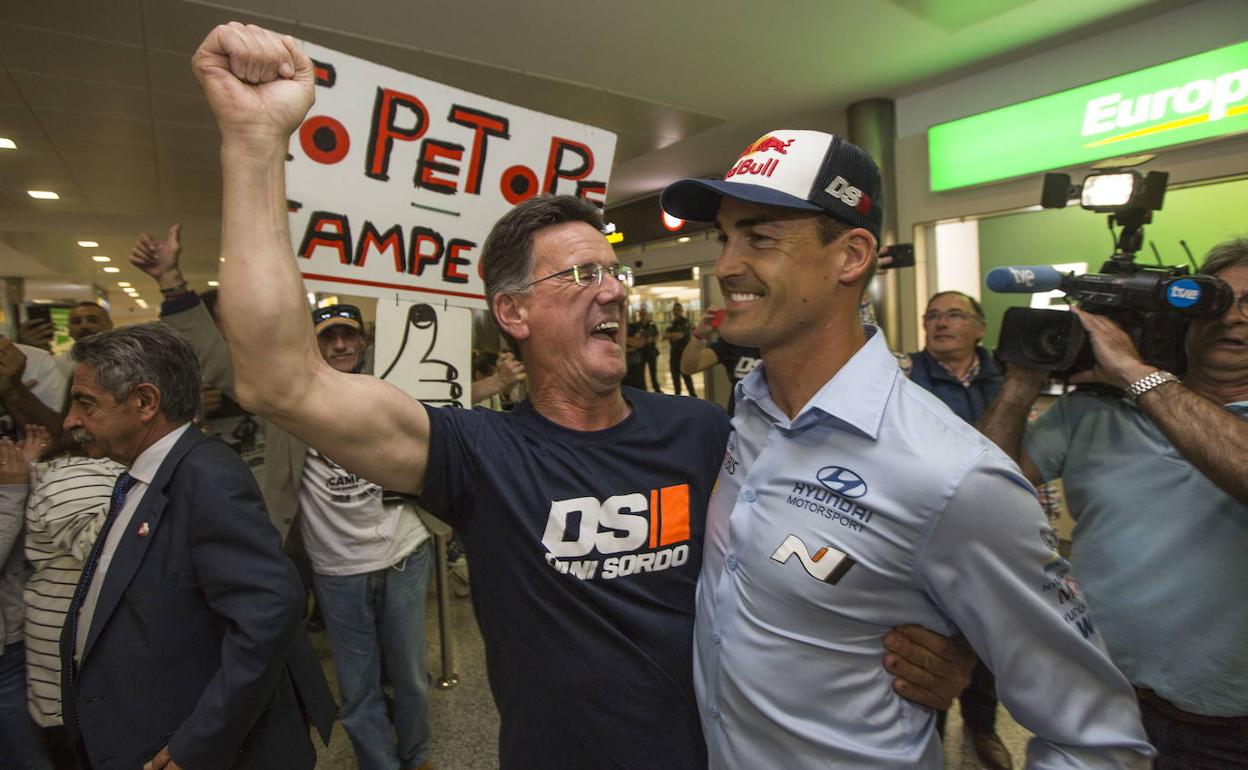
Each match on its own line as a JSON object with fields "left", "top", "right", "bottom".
{"left": 929, "top": 41, "right": 1248, "bottom": 191}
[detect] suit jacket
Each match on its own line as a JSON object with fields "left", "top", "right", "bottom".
{"left": 60, "top": 428, "right": 336, "bottom": 770}
{"left": 162, "top": 296, "right": 443, "bottom": 542}
{"left": 162, "top": 298, "right": 304, "bottom": 541}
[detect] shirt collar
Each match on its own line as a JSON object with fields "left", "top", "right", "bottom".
{"left": 737, "top": 325, "right": 898, "bottom": 439}
{"left": 128, "top": 423, "right": 192, "bottom": 485}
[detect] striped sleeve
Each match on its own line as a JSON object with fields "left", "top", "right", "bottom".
{"left": 26, "top": 457, "right": 123, "bottom": 561}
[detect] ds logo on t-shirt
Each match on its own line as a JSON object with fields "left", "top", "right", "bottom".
{"left": 541, "top": 485, "right": 692, "bottom": 581}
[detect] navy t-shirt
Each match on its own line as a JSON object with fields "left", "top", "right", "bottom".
{"left": 709, "top": 341, "right": 762, "bottom": 415}
{"left": 420, "top": 388, "right": 730, "bottom": 770}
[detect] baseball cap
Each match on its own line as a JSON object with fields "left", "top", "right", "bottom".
{"left": 312, "top": 304, "right": 363, "bottom": 334}
{"left": 660, "top": 129, "right": 883, "bottom": 240}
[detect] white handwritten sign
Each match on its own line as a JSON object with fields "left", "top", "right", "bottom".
{"left": 374, "top": 300, "right": 471, "bottom": 406}
{"left": 287, "top": 42, "right": 618, "bottom": 310}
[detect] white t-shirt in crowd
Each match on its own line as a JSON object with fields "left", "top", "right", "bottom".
{"left": 298, "top": 447, "right": 428, "bottom": 576}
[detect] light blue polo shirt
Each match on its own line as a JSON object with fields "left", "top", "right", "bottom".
{"left": 1026, "top": 391, "right": 1248, "bottom": 717}
{"left": 695, "top": 327, "right": 1153, "bottom": 769}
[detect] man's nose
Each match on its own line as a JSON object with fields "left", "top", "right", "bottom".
{"left": 714, "top": 241, "right": 746, "bottom": 281}
{"left": 597, "top": 273, "right": 627, "bottom": 303}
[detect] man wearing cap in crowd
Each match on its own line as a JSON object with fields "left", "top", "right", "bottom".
{"left": 660, "top": 130, "right": 1155, "bottom": 767}
{"left": 144, "top": 271, "right": 436, "bottom": 770}
{"left": 191, "top": 25, "right": 986, "bottom": 769}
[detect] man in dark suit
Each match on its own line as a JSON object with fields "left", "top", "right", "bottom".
{"left": 59, "top": 324, "right": 334, "bottom": 770}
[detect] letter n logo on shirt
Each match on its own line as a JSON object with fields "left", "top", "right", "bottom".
{"left": 648, "top": 484, "right": 690, "bottom": 549}
{"left": 770, "top": 534, "right": 855, "bottom": 584}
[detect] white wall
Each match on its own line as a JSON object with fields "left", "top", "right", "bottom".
{"left": 932, "top": 220, "right": 981, "bottom": 300}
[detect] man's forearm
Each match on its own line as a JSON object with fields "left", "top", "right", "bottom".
{"left": 0, "top": 384, "right": 62, "bottom": 441}
{"left": 976, "top": 378, "right": 1039, "bottom": 464}
{"left": 1137, "top": 382, "right": 1248, "bottom": 503}
{"left": 681, "top": 337, "right": 707, "bottom": 375}
{"left": 218, "top": 143, "right": 321, "bottom": 413}
{"left": 472, "top": 374, "right": 506, "bottom": 404}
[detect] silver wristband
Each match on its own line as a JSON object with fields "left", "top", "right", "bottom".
{"left": 1126, "top": 370, "right": 1179, "bottom": 402}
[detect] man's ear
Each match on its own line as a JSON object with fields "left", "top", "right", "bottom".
{"left": 131, "top": 383, "right": 163, "bottom": 422}
{"left": 493, "top": 294, "right": 530, "bottom": 342}
{"left": 838, "top": 229, "right": 876, "bottom": 287}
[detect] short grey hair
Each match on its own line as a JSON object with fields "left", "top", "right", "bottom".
{"left": 1200, "top": 237, "right": 1248, "bottom": 277}
{"left": 71, "top": 323, "right": 202, "bottom": 423}
{"left": 480, "top": 195, "right": 605, "bottom": 350}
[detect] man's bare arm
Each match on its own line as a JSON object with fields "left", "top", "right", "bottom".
{"left": 472, "top": 353, "right": 525, "bottom": 404}
{"left": 194, "top": 23, "right": 430, "bottom": 493}
{"left": 1073, "top": 307, "right": 1248, "bottom": 503}
{"left": 0, "top": 339, "right": 62, "bottom": 441}
{"left": 975, "top": 369, "right": 1045, "bottom": 486}
{"left": 680, "top": 308, "right": 720, "bottom": 376}
{"left": 1134, "top": 382, "right": 1248, "bottom": 502}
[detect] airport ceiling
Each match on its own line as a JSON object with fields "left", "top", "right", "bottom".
{"left": 0, "top": 0, "right": 1195, "bottom": 307}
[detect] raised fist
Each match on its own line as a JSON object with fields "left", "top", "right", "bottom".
{"left": 192, "top": 22, "right": 315, "bottom": 149}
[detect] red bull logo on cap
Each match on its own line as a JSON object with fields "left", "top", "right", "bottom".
{"left": 725, "top": 134, "right": 798, "bottom": 181}
{"left": 743, "top": 135, "right": 795, "bottom": 155}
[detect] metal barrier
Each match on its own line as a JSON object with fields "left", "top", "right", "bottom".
{"left": 432, "top": 531, "right": 459, "bottom": 689}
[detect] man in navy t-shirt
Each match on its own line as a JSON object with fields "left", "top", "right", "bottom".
{"left": 195, "top": 27, "right": 976, "bottom": 768}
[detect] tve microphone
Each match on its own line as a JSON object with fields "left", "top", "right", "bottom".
{"left": 985, "top": 266, "right": 1066, "bottom": 293}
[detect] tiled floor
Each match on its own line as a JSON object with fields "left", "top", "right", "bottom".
{"left": 310, "top": 571, "right": 1034, "bottom": 770}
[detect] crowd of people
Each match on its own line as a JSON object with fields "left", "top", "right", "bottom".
{"left": 0, "top": 20, "right": 1242, "bottom": 770}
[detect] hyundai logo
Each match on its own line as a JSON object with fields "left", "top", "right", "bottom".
{"left": 816, "top": 466, "right": 868, "bottom": 498}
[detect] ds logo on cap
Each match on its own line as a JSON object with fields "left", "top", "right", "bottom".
{"left": 825, "top": 176, "right": 871, "bottom": 214}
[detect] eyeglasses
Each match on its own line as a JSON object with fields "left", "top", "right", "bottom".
{"left": 1233, "top": 293, "right": 1248, "bottom": 318}
{"left": 526, "top": 262, "right": 634, "bottom": 290}
{"left": 922, "top": 309, "right": 980, "bottom": 323}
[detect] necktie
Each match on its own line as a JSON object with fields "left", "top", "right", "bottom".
{"left": 64, "top": 471, "right": 135, "bottom": 683}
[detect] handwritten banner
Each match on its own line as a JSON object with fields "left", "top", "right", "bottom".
{"left": 374, "top": 300, "right": 471, "bottom": 406}
{"left": 287, "top": 42, "right": 618, "bottom": 310}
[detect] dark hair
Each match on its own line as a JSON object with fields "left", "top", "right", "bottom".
{"left": 815, "top": 214, "right": 879, "bottom": 293}
{"left": 480, "top": 195, "right": 605, "bottom": 349}
{"left": 1200, "top": 237, "right": 1248, "bottom": 277}
{"left": 926, "top": 290, "right": 984, "bottom": 320}
{"left": 71, "top": 323, "right": 202, "bottom": 423}
{"left": 472, "top": 350, "right": 499, "bottom": 378}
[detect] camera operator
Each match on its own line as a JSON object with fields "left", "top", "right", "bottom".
{"left": 979, "top": 238, "right": 1248, "bottom": 768}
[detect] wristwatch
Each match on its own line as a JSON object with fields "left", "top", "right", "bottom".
{"left": 1126, "top": 370, "right": 1179, "bottom": 402}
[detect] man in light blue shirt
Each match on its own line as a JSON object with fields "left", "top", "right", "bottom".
{"left": 980, "top": 239, "right": 1248, "bottom": 768}
{"left": 661, "top": 129, "right": 1153, "bottom": 768}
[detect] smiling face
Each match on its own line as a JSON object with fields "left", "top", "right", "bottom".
{"left": 711, "top": 198, "right": 870, "bottom": 354}
{"left": 1186, "top": 264, "right": 1248, "bottom": 377}
{"left": 317, "top": 324, "right": 366, "bottom": 373}
{"left": 500, "top": 220, "right": 629, "bottom": 395}
{"left": 922, "top": 292, "right": 984, "bottom": 362}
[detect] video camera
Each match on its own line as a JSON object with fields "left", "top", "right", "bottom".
{"left": 988, "top": 167, "right": 1232, "bottom": 375}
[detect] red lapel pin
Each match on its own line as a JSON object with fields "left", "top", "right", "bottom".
{"left": 137, "top": 522, "right": 150, "bottom": 537}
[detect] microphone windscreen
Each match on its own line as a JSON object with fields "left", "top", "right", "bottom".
{"left": 985, "top": 266, "right": 1064, "bottom": 293}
